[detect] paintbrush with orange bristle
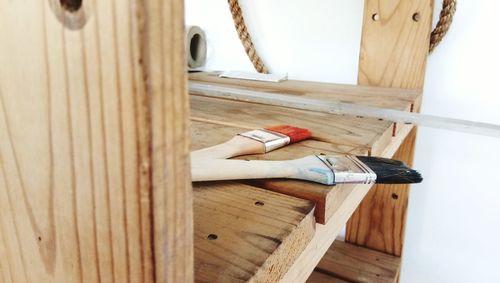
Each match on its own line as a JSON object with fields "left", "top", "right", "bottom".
{"left": 191, "top": 125, "right": 312, "bottom": 160}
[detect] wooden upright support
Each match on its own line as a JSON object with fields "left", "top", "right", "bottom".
{"left": 346, "top": 0, "right": 434, "bottom": 255}
{"left": 0, "top": 1, "right": 192, "bottom": 282}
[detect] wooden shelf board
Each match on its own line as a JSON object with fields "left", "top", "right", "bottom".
{"left": 306, "top": 271, "right": 349, "bottom": 283}
{"left": 194, "top": 182, "right": 315, "bottom": 283}
{"left": 190, "top": 95, "right": 393, "bottom": 156}
{"left": 313, "top": 240, "right": 401, "bottom": 283}
{"left": 189, "top": 72, "right": 421, "bottom": 110}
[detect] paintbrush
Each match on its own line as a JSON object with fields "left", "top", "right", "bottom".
{"left": 192, "top": 154, "right": 422, "bottom": 185}
{"left": 191, "top": 125, "right": 312, "bottom": 159}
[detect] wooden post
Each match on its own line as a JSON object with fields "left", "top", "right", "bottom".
{"left": 346, "top": 0, "right": 434, "bottom": 256}
{"left": 0, "top": 0, "right": 192, "bottom": 282}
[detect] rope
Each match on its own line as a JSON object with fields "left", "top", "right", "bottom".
{"left": 227, "top": 0, "right": 269, "bottom": 73}
{"left": 228, "top": 0, "right": 456, "bottom": 72}
{"left": 429, "top": 0, "right": 457, "bottom": 53}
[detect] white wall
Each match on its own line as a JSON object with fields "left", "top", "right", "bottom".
{"left": 185, "top": 1, "right": 500, "bottom": 282}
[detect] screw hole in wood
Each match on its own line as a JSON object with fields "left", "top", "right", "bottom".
{"left": 48, "top": 0, "right": 88, "bottom": 30}
{"left": 254, "top": 201, "right": 264, "bottom": 207}
{"left": 207, "top": 234, "right": 218, "bottom": 240}
{"left": 392, "top": 193, "right": 399, "bottom": 200}
{"left": 412, "top": 12, "right": 421, "bottom": 22}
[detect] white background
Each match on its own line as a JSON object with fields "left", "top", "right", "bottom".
{"left": 185, "top": 1, "right": 500, "bottom": 282}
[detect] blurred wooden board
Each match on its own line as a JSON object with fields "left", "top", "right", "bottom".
{"left": 190, "top": 72, "right": 420, "bottom": 140}
{"left": 314, "top": 240, "right": 400, "bottom": 283}
{"left": 0, "top": 0, "right": 191, "bottom": 282}
{"left": 191, "top": 120, "right": 367, "bottom": 224}
{"left": 194, "top": 182, "right": 315, "bottom": 283}
{"left": 189, "top": 72, "right": 421, "bottom": 111}
{"left": 306, "top": 271, "right": 349, "bottom": 283}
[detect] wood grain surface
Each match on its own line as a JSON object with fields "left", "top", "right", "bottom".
{"left": 194, "top": 182, "right": 315, "bottom": 283}
{"left": 191, "top": 120, "right": 367, "bottom": 224}
{"left": 0, "top": 0, "right": 191, "bottom": 282}
{"left": 346, "top": 0, "right": 433, "bottom": 256}
{"left": 189, "top": 72, "right": 421, "bottom": 110}
{"left": 190, "top": 95, "right": 394, "bottom": 156}
{"left": 314, "top": 240, "right": 401, "bottom": 283}
{"left": 306, "top": 271, "right": 349, "bottom": 283}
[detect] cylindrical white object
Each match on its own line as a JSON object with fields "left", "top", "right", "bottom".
{"left": 186, "top": 25, "right": 207, "bottom": 69}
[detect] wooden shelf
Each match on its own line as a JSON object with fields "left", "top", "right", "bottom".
{"left": 307, "top": 271, "right": 348, "bottom": 283}
{"left": 189, "top": 73, "right": 420, "bottom": 282}
{"left": 309, "top": 240, "right": 401, "bottom": 283}
{"left": 194, "top": 182, "right": 315, "bottom": 282}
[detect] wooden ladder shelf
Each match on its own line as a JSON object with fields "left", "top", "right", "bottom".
{"left": 0, "top": 0, "right": 433, "bottom": 282}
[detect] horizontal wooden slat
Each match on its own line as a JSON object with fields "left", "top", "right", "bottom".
{"left": 190, "top": 72, "right": 421, "bottom": 110}
{"left": 194, "top": 182, "right": 315, "bottom": 283}
{"left": 190, "top": 120, "right": 366, "bottom": 224}
{"left": 315, "top": 240, "right": 401, "bottom": 283}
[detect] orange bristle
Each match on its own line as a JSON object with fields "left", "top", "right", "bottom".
{"left": 265, "top": 125, "right": 312, "bottom": 143}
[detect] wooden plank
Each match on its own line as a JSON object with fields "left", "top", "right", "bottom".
{"left": 191, "top": 120, "right": 367, "bottom": 224}
{"left": 307, "top": 271, "right": 349, "bottom": 283}
{"left": 357, "top": 0, "right": 433, "bottom": 88}
{"left": 194, "top": 182, "right": 315, "bottom": 283}
{"left": 279, "top": 184, "right": 373, "bottom": 283}
{"left": 145, "top": 0, "right": 193, "bottom": 282}
{"left": 189, "top": 72, "right": 421, "bottom": 110}
{"left": 0, "top": 0, "right": 191, "bottom": 282}
{"left": 190, "top": 95, "right": 394, "bottom": 156}
{"left": 346, "top": 0, "right": 433, "bottom": 256}
{"left": 347, "top": 128, "right": 417, "bottom": 255}
{"left": 315, "top": 240, "right": 401, "bottom": 283}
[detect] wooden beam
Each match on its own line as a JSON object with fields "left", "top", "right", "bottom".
{"left": 0, "top": 0, "right": 191, "bottom": 282}
{"left": 346, "top": 0, "right": 434, "bottom": 255}
{"left": 144, "top": 0, "right": 193, "bottom": 282}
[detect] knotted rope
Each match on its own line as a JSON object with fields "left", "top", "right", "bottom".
{"left": 228, "top": 0, "right": 456, "bottom": 73}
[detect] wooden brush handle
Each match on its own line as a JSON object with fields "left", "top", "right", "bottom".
{"left": 191, "top": 135, "right": 264, "bottom": 159}
{"left": 191, "top": 156, "right": 334, "bottom": 185}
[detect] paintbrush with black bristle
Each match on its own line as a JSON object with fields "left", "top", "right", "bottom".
{"left": 192, "top": 154, "right": 422, "bottom": 185}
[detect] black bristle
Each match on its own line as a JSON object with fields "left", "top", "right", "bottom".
{"left": 356, "top": 156, "right": 423, "bottom": 184}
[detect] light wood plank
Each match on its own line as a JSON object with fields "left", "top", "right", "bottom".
{"left": 189, "top": 72, "right": 421, "bottom": 110}
{"left": 190, "top": 95, "right": 394, "bottom": 156}
{"left": 0, "top": 0, "right": 191, "bottom": 282}
{"left": 194, "top": 182, "right": 315, "bottom": 283}
{"left": 191, "top": 120, "right": 367, "bottom": 224}
{"left": 347, "top": 0, "right": 433, "bottom": 256}
{"left": 279, "top": 184, "right": 373, "bottom": 283}
{"left": 315, "top": 240, "right": 400, "bottom": 283}
{"left": 145, "top": 0, "right": 193, "bottom": 282}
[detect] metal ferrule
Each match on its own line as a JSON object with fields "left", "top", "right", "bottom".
{"left": 238, "top": 129, "right": 290, "bottom": 153}
{"left": 316, "top": 155, "right": 377, "bottom": 184}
